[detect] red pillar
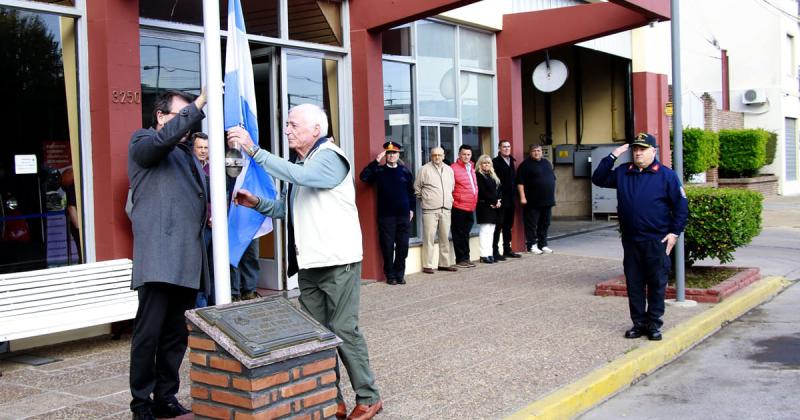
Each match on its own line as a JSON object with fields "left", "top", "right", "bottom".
{"left": 87, "top": 0, "right": 140, "bottom": 260}
{"left": 350, "top": 28, "right": 386, "bottom": 281}
{"left": 496, "top": 56, "right": 527, "bottom": 252}
{"left": 632, "top": 71, "right": 671, "bottom": 166}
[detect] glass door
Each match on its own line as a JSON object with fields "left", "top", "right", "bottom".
{"left": 420, "top": 123, "right": 456, "bottom": 165}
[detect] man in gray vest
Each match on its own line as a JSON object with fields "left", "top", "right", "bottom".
{"left": 228, "top": 103, "right": 383, "bottom": 420}
{"left": 127, "top": 89, "right": 208, "bottom": 420}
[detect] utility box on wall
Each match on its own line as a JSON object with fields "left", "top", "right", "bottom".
{"left": 591, "top": 145, "right": 631, "bottom": 219}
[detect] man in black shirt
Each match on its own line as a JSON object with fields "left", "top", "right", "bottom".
{"left": 516, "top": 144, "right": 556, "bottom": 254}
{"left": 492, "top": 140, "right": 521, "bottom": 260}
{"left": 360, "top": 141, "right": 415, "bottom": 285}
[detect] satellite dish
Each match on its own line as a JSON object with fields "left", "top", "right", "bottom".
{"left": 532, "top": 59, "right": 568, "bottom": 93}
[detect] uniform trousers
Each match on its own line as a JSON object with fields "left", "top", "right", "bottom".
{"left": 450, "top": 208, "right": 474, "bottom": 263}
{"left": 421, "top": 208, "right": 453, "bottom": 269}
{"left": 377, "top": 215, "right": 410, "bottom": 280}
{"left": 297, "top": 262, "right": 380, "bottom": 405}
{"left": 523, "top": 205, "right": 552, "bottom": 249}
{"left": 622, "top": 238, "right": 671, "bottom": 329}
{"left": 130, "top": 282, "right": 197, "bottom": 411}
{"left": 493, "top": 204, "right": 515, "bottom": 256}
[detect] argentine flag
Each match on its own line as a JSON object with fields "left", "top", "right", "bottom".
{"left": 224, "top": 0, "right": 276, "bottom": 267}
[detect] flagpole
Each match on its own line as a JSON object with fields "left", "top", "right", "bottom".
{"left": 202, "top": 0, "right": 232, "bottom": 304}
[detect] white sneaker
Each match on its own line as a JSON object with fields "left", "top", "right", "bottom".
{"left": 541, "top": 246, "right": 553, "bottom": 254}
{"left": 530, "top": 246, "right": 543, "bottom": 255}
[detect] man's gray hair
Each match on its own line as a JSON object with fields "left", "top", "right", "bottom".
{"left": 291, "top": 103, "right": 329, "bottom": 138}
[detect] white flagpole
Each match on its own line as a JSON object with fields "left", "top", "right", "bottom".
{"left": 202, "top": 0, "right": 232, "bottom": 304}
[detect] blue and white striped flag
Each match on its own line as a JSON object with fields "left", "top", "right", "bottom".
{"left": 224, "top": 0, "right": 276, "bottom": 267}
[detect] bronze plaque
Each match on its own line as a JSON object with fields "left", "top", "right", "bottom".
{"left": 197, "top": 296, "right": 335, "bottom": 358}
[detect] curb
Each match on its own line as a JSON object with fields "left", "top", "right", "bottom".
{"left": 506, "top": 276, "right": 790, "bottom": 420}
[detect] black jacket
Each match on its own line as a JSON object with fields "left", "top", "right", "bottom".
{"left": 476, "top": 172, "right": 502, "bottom": 224}
{"left": 492, "top": 154, "right": 516, "bottom": 208}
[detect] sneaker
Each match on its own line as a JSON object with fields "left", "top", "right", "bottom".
{"left": 456, "top": 260, "right": 476, "bottom": 268}
{"left": 541, "top": 246, "right": 553, "bottom": 254}
{"left": 241, "top": 291, "right": 259, "bottom": 300}
{"left": 530, "top": 246, "right": 543, "bottom": 255}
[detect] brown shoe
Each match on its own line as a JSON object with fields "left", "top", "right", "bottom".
{"left": 422, "top": 268, "right": 435, "bottom": 274}
{"left": 347, "top": 400, "right": 383, "bottom": 420}
{"left": 437, "top": 266, "right": 457, "bottom": 272}
{"left": 336, "top": 401, "right": 347, "bottom": 419}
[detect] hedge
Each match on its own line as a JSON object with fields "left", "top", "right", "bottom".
{"left": 764, "top": 130, "right": 777, "bottom": 166}
{"left": 718, "top": 129, "right": 768, "bottom": 177}
{"left": 684, "top": 187, "right": 763, "bottom": 267}
{"left": 679, "top": 128, "right": 719, "bottom": 178}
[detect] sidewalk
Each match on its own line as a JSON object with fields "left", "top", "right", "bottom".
{"left": 0, "top": 195, "right": 797, "bottom": 419}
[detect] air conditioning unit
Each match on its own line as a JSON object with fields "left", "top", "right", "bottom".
{"left": 741, "top": 89, "right": 767, "bottom": 105}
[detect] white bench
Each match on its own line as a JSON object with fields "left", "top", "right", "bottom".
{"left": 0, "top": 259, "right": 138, "bottom": 342}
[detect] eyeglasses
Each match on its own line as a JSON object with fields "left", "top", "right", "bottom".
{"left": 430, "top": 153, "right": 444, "bottom": 157}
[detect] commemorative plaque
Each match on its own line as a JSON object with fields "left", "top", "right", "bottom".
{"left": 196, "top": 295, "right": 335, "bottom": 358}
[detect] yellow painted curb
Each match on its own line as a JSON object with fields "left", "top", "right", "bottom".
{"left": 506, "top": 276, "right": 790, "bottom": 420}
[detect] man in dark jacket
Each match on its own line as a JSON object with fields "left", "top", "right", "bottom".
{"left": 516, "top": 144, "right": 556, "bottom": 255}
{"left": 492, "top": 140, "right": 521, "bottom": 260}
{"left": 127, "top": 89, "right": 207, "bottom": 420}
{"left": 591, "top": 133, "right": 688, "bottom": 341}
{"left": 360, "top": 141, "right": 415, "bottom": 285}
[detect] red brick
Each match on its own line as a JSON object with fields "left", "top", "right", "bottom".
{"left": 191, "top": 369, "right": 230, "bottom": 387}
{"left": 293, "top": 400, "right": 302, "bottom": 411}
{"left": 280, "top": 378, "right": 317, "bottom": 398}
{"left": 210, "top": 355, "right": 243, "bottom": 373}
{"left": 193, "top": 402, "right": 232, "bottom": 419}
{"left": 188, "top": 336, "right": 217, "bottom": 351}
{"left": 190, "top": 351, "right": 208, "bottom": 366}
{"left": 301, "top": 357, "right": 336, "bottom": 377}
{"left": 319, "top": 372, "right": 336, "bottom": 385}
{"left": 291, "top": 367, "right": 301, "bottom": 379}
{"left": 192, "top": 385, "right": 210, "bottom": 400}
{"left": 292, "top": 414, "right": 311, "bottom": 420}
{"left": 234, "top": 402, "right": 291, "bottom": 419}
{"left": 211, "top": 389, "right": 269, "bottom": 409}
{"left": 322, "top": 403, "right": 339, "bottom": 418}
{"left": 232, "top": 372, "right": 290, "bottom": 392}
{"left": 302, "top": 387, "right": 337, "bottom": 408}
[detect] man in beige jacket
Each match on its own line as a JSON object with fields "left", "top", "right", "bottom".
{"left": 414, "top": 147, "right": 457, "bottom": 273}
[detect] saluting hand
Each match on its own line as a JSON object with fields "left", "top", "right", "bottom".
{"left": 376, "top": 151, "right": 386, "bottom": 163}
{"left": 612, "top": 143, "right": 629, "bottom": 158}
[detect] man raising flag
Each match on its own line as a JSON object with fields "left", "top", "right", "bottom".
{"left": 224, "top": 0, "right": 276, "bottom": 268}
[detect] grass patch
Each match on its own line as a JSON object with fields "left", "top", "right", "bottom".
{"left": 668, "top": 266, "right": 743, "bottom": 289}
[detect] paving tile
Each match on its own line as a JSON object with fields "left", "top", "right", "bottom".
{"left": 62, "top": 375, "right": 129, "bottom": 399}
{"left": 0, "top": 391, "right": 87, "bottom": 419}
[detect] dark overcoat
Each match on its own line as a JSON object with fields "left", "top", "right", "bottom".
{"left": 475, "top": 172, "right": 502, "bottom": 224}
{"left": 127, "top": 104, "right": 209, "bottom": 291}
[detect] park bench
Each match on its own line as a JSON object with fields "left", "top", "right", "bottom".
{"left": 0, "top": 258, "right": 137, "bottom": 342}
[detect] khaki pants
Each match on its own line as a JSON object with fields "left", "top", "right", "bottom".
{"left": 421, "top": 208, "right": 453, "bottom": 269}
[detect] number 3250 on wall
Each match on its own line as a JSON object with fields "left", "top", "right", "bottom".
{"left": 111, "top": 90, "right": 141, "bottom": 104}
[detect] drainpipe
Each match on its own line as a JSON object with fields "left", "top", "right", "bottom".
{"left": 721, "top": 49, "right": 730, "bottom": 111}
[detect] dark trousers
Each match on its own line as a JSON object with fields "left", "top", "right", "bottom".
{"left": 493, "top": 204, "right": 515, "bottom": 255}
{"left": 622, "top": 239, "right": 671, "bottom": 329}
{"left": 523, "top": 205, "right": 552, "bottom": 248}
{"left": 130, "top": 282, "right": 197, "bottom": 411}
{"left": 378, "top": 216, "right": 410, "bottom": 280}
{"left": 451, "top": 208, "right": 474, "bottom": 263}
{"left": 231, "top": 239, "right": 259, "bottom": 296}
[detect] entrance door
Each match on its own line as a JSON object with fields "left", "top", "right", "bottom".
{"left": 420, "top": 123, "right": 456, "bottom": 164}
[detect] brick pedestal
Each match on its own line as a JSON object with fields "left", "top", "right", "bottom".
{"left": 186, "top": 300, "right": 342, "bottom": 420}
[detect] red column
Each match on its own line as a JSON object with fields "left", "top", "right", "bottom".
{"left": 350, "top": 29, "right": 386, "bottom": 281}
{"left": 87, "top": 0, "right": 141, "bottom": 260}
{"left": 496, "top": 56, "right": 527, "bottom": 252}
{"left": 632, "top": 71, "right": 671, "bottom": 166}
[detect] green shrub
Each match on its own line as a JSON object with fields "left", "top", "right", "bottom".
{"left": 680, "top": 128, "right": 719, "bottom": 178}
{"left": 684, "top": 187, "right": 763, "bottom": 267}
{"left": 718, "top": 129, "right": 768, "bottom": 177}
{"left": 764, "top": 130, "right": 777, "bottom": 166}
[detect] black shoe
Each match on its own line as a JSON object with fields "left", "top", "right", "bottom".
{"left": 396, "top": 278, "right": 406, "bottom": 285}
{"left": 132, "top": 408, "right": 156, "bottom": 420}
{"left": 386, "top": 278, "right": 397, "bottom": 285}
{"left": 493, "top": 254, "right": 506, "bottom": 261}
{"left": 152, "top": 400, "right": 191, "bottom": 418}
{"left": 647, "top": 329, "right": 663, "bottom": 341}
{"left": 505, "top": 251, "right": 522, "bottom": 258}
{"left": 480, "top": 257, "right": 494, "bottom": 264}
{"left": 624, "top": 326, "right": 644, "bottom": 339}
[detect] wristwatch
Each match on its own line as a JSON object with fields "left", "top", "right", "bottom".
{"left": 247, "top": 143, "right": 260, "bottom": 157}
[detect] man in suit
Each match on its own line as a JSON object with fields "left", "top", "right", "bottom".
{"left": 492, "top": 140, "right": 522, "bottom": 260}
{"left": 127, "top": 89, "right": 208, "bottom": 420}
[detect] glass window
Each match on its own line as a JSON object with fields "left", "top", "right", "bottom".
{"left": 24, "top": 0, "right": 74, "bottom": 5}
{"left": 0, "top": 8, "right": 83, "bottom": 272}
{"left": 286, "top": 54, "right": 340, "bottom": 142}
{"left": 382, "top": 24, "right": 412, "bottom": 56}
{"left": 461, "top": 72, "right": 494, "bottom": 156}
{"left": 417, "top": 21, "right": 456, "bottom": 118}
{"left": 140, "top": 35, "right": 202, "bottom": 128}
{"left": 383, "top": 61, "right": 415, "bottom": 171}
{"left": 288, "top": 0, "right": 342, "bottom": 46}
{"left": 140, "top": 0, "right": 279, "bottom": 38}
{"left": 459, "top": 28, "right": 493, "bottom": 70}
